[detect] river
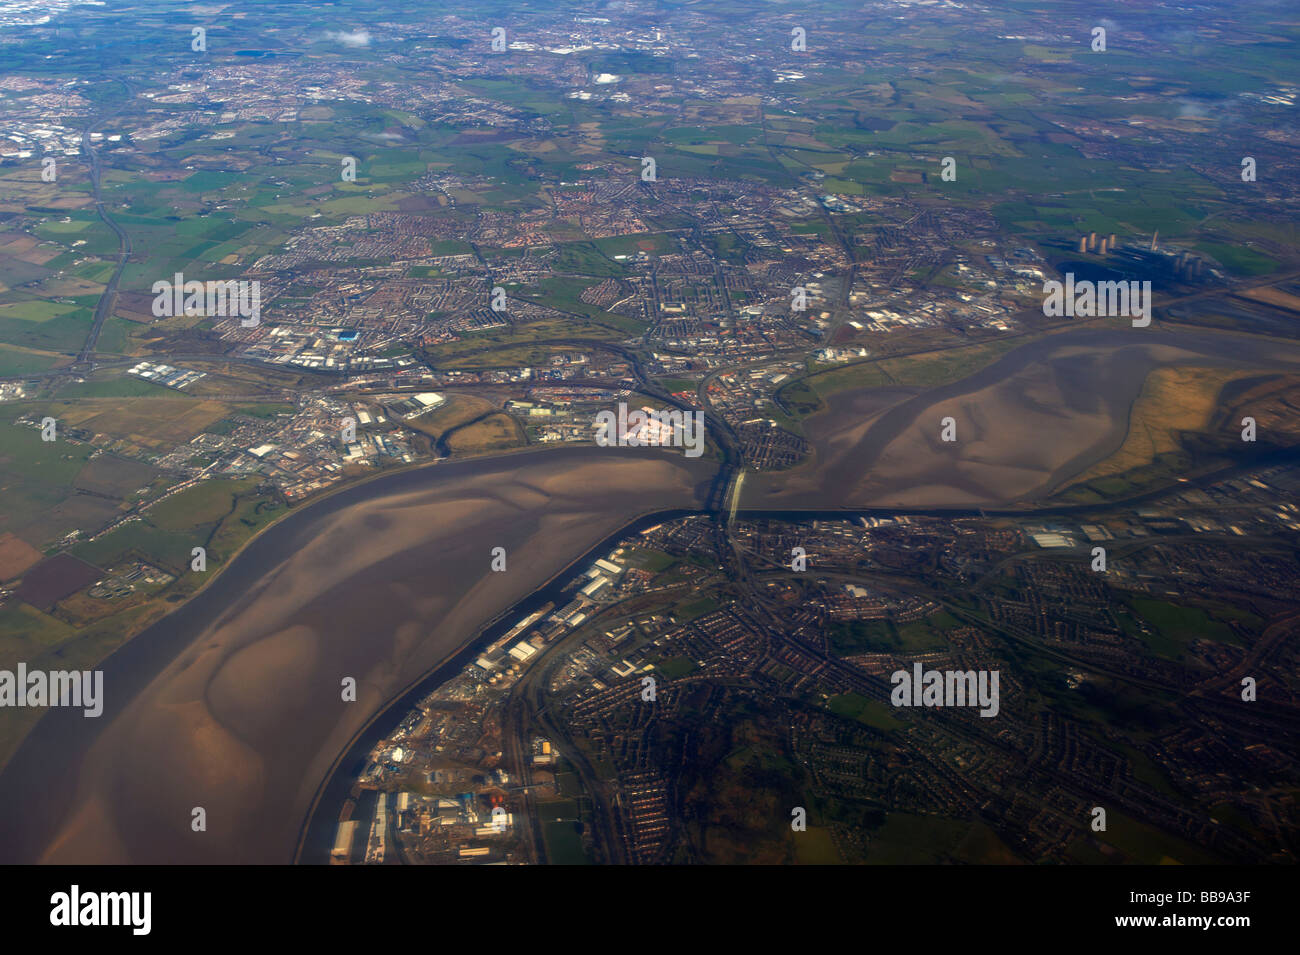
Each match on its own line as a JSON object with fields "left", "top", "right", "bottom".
{"left": 0, "top": 445, "right": 716, "bottom": 863}
{"left": 1, "top": 322, "right": 1295, "bottom": 863}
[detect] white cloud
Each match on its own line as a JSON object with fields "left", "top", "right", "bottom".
{"left": 325, "top": 29, "right": 371, "bottom": 48}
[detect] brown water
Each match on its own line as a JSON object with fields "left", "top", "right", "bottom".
{"left": 748, "top": 326, "right": 1300, "bottom": 508}
{"left": 0, "top": 446, "right": 715, "bottom": 864}
{"left": 3, "top": 324, "right": 1297, "bottom": 864}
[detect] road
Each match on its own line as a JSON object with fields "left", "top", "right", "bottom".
{"left": 503, "top": 605, "right": 630, "bottom": 864}
{"left": 76, "top": 124, "right": 133, "bottom": 368}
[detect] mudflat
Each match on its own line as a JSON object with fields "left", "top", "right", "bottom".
{"left": 746, "top": 326, "right": 1300, "bottom": 509}
{"left": 0, "top": 446, "right": 715, "bottom": 864}
{"left": 3, "top": 327, "right": 1294, "bottom": 865}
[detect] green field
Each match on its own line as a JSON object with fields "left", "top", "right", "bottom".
{"left": 828, "top": 611, "right": 959, "bottom": 656}
{"left": 1120, "top": 598, "right": 1239, "bottom": 660}
{"left": 826, "top": 692, "right": 903, "bottom": 732}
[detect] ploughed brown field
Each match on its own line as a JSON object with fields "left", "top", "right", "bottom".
{"left": 0, "top": 446, "right": 714, "bottom": 864}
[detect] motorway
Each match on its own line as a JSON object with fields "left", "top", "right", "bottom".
{"left": 76, "top": 124, "right": 132, "bottom": 368}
